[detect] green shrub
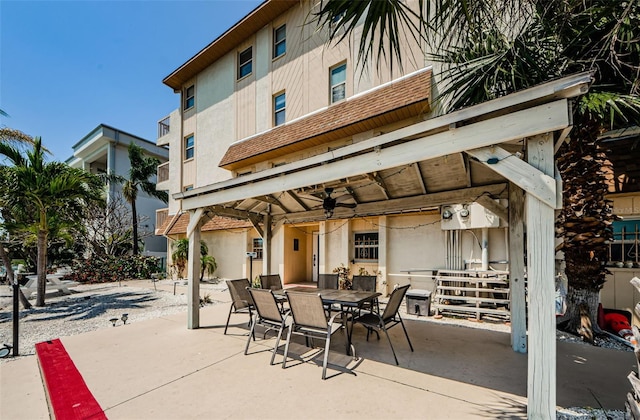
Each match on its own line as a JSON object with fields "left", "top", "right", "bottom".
{"left": 69, "top": 255, "right": 162, "bottom": 283}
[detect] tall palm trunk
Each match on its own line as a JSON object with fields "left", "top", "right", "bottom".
{"left": 131, "top": 199, "right": 139, "bottom": 255}
{"left": 36, "top": 209, "right": 48, "bottom": 307}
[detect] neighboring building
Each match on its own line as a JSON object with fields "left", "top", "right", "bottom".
{"left": 67, "top": 124, "right": 170, "bottom": 259}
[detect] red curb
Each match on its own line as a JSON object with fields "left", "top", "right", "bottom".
{"left": 36, "top": 339, "right": 107, "bottom": 420}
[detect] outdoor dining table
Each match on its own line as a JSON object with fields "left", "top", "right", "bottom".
{"left": 274, "top": 286, "right": 381, "bottom": 355}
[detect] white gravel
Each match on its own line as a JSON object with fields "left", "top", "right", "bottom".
{"left": 0, "top": 279, "right": 227, "bottom": 361}
{"left": 0, "top": 280, "right": 632, "bottom": 419}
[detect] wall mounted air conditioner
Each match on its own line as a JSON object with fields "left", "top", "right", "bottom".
{"left": 440, "top": 202, "right": 500, "bottom": 230}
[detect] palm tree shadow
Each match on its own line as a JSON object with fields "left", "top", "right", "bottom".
{"left": 0, "top": 290, "right": 166, "bottom": 324}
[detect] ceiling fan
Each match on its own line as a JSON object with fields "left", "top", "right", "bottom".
{"left": 322, "top": 187, "right": 356, "bottom": 218}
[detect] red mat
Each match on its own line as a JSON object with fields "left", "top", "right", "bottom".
{"left": 36, "top": 339, "right": 107, "bottom": 419}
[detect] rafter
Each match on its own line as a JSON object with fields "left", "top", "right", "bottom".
{"left": 254, "top": 195, "right": 291, "bottom": 213}
{"left": 412, "top": 163, "right": 427, "bottom": 194}
{"left": 286, "top": 190, "right": 310, "bottom": 211}
{"left": 367, "top": 172, "right": 390, "bottom": 199}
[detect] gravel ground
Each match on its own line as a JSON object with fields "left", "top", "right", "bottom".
{"left": 0, "top": 280, "right": 632, "bottom": 419}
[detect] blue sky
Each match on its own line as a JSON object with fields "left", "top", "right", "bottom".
{"left": 0, "top": 0, "right": 262, "bottom": 161}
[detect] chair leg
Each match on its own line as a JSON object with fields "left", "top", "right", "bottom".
{"left": 399, "top": 317, "right": 414, "bottom": 352}
{"left": 282, "top": 324, "right": 294, "bottom": 369}
{"left": 249, "top": 308, "right": 255, "bottom": 341}
{"left": 245, "top": 314, "right": 258, "bottom": 355}
{"left": 322, "top": 333, "right": 331, "bottom": 380}
{"left": 224, "top": 304, "right": 234, "bottom": 335}
{"left": 270, "top": 323, "right": 285, "bottom": 365}
{"left": 382, "top": 326, "right": 399, "bottom": 365}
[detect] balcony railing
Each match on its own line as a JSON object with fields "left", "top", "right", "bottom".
{"left": 156, "top": 209, "right": 169, "bottom": 235}
{"left": 157, "top": 162, "right": 169, "bottom": 184}
{"left": 158, "top": 116, "right": 170, "bottom": 138}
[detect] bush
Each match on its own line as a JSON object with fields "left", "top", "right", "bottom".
{"left": 69, "top": 255, "right": 162, "bottom": 284}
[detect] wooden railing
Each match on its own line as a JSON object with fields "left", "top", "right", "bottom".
{"left": 157, "top": 116, "right": 170, "bottom": 138}
{"left": 157, "top": 162, "right": 169, "bottom": 184}
{"left": 155, "top": 209, "right": 169, "bottom": 234}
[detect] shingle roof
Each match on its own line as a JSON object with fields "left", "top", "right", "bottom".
{"left": 162, "top": 213, "right": 252, "bottom": 236}
{"left": 218, "top": 68, "right": 432, "bottom": 170}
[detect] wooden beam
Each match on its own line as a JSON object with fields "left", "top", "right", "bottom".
{"left": 413, "top": 163, "right": 427, "bottom": 194}
{"left": 466, "top": 145, "right": 557, "bottom": 208}
{"left": 367, "top": 172, "right": 390, "bottom": 199}
{"left": 248, "top": 215, "right": 263, "bottom": 238}
{"left": 180, "top": 100, "right": 570, "bottom": 211}
{"left": 254, "top": 195, "right": 291, "bottom": 213}
{"left": 186, "top": 209, "right": 202, "bottom": 330}
{"left": 208, "top": 205, "right": 262, "bottom": 223}
{"left": 508, "top": 183, "right": 527, "bottom": 353}
{"left": 475, "top": 195, "right": 508, "bottom": 223}
{"left": 286, "top": 190, "right": 310, "bottom": 211}
{"left": 345, "top": 186, "right": 360, "bottom": 204}
{"left": 526, "top": 133, "right": 556, "bottom": 419}
{"left": 275, "top": 184, "right": 508, "bottom": 223}
{"left": 460, "top": 153, "right": 472, "bottom": 187}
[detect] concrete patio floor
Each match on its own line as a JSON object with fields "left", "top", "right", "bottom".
{"left": 0, "top": 286, "right": 635, "bottom": 419}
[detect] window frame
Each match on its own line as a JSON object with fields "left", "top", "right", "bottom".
{"left": 184, "top": 85, "right": 195, "bottom": 110}
{"left": 353, "top": 231, "right": 379, "bottom": 262}
{"left": 237, "top": 46, "right": 253, "bottom": 80}
{"left": 330, "top": 62, "right": 347, "bottom": 104}
{"left": 252, "top": 238, "right": 264, "bottom": 260}
{"left": 274, "top": 92, "right": 286, "bottom": 126}
{"left": 184, "top": 134, "right": 195, "bottom": 161}
{"left": 273, "top": 24, "right": 286, "bottom": 59}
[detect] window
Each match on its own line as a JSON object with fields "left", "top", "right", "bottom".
{"left": 184, "top": 85, "right": 195, "bottom": 109}
{"left": 184, "top": 185, "right": 193, "bottom": 192}
{"left": 184, "top": 135, "right": 194, "bottom": 160}
{"left": 330, "top": 63, "right": 346, "bottom": 103}
{"left": 274, "top": 92, "right": 285, "bottom": 126}
{"left": 608, "top": 220, "right": 640, "bottom": 264}
{"left": 252, "top": 238, "right": 263, "bottom": 260}
{"left": 354, "top": 232, "right": 379, "bottom": 261}
{"left": 238, "top": 47, "right": 253, "bottom": 79}
{"left": 273, "top": 24, "right": 286, "bottom": 58}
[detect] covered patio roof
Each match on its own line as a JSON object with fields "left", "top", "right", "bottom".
{"left": 177, "top": 71, "right": 593, "bottom": 419}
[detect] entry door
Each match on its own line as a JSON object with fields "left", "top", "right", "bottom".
{"left": 312, "top": 232, "right": 319, "bottom": 283}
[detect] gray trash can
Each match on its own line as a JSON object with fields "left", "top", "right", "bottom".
{"left": 406, "top": 289, "right": 431, "bottom": 316}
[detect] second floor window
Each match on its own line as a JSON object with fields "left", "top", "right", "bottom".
{"left": 274, "top": 92, "right": 285, "bottom": 126}
{"left": 185, "top": 85, "right": 195, "bottom": 109}
{"left": 330, "top": 63, "right": 346, "bottom": 103}
{"left": 238, "top": 47, "right": 253, "bottom": 79}
{"left": 184, "top": 135, "right": 194, "bottom": 160}
{"left": 273, "top": 24, "right": 286, "bottom": 58}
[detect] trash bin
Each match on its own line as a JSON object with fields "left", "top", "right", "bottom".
{"left": 406, "top": 289, "right": 431, "bottom": 316}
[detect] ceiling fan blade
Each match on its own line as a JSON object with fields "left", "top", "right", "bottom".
{"left": 335, "top": 202, "right": 357, "bottom": 209}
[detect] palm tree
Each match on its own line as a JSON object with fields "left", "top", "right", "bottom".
{"left": 171, "top": 238, "right": 215, "bottom": 280}
{"left": 314, "top": 0, "right": 640, "bottom": 336}
{"left": 3, "top": 138, "right": 104, "bottom": 306}
{"left": 104, "top": 142, "right": 168, "bottom": 255}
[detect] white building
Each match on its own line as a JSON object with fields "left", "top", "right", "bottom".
{"left": 67, "top": 124, "right": 169, "bottom": 258}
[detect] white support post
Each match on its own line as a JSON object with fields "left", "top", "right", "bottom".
{"left": 319, "top": 221, "right": 327, "bottom": 275}
{"left": 341, "top": 220, "right": 351, "bottom": 267}
{"left": 509, "top": 183, "right": 527, "bottom": 353}
{"left": 378, "top": 216, "right": 388, "bottom": 295}
{"left": 526, "top": 133, "right": 556, "bottom": 419}
{"left": 186, "top": 208, "right": 203, "bottom": 330}
{"left": 263, "top": 213, "right": 271, "bottom": 275}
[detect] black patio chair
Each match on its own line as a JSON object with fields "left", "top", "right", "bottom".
{"left": 259, "top": 274, "right": 286, "bottom": 310}
{"left": 224, "top": 278, "right": 254, "bottom": 336}
{"left": 245, "top": 288, "right": 289, "bottom": 366}
{"left": 351, "top": 275, "right": 379, "bottom": 313}
{"left": 351, "top": 284, "right": 414, "bottom": 365}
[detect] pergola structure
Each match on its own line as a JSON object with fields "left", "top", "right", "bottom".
{"left": 174, "top": 72, "right": 592, "bottom": 418}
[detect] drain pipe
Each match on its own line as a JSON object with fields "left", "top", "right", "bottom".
{"left": 481, "top": 228, "right": 489, "bottom": 271}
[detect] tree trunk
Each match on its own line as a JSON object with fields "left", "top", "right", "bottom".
{"left": 132, "top": 199, "right": 139, "bottom": 255}
{"left": 36, "top": 227, "right": 48, "bottom": 307}
{"left": 0, "top": 243, "right": 31, "bottom": 309}
{"left": 563, "top": 285, "right": 601, "bottom": 341}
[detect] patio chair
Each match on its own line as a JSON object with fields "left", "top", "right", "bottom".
{"left": 317, "top": 274, "right": 339, "bottom": 289}
{"left": 245, "top": 288, "right": 289, "bottom": 366}
{"left": 259, "top": 274, "right": 283, "bottom": 290}
{"left": 351, "top": 284, "right": 414, "bottom": 365}
{"left": 351, "top": 275, "right": 379, "bottom": 312}
{"left": 224, "top": 278, "right": 254, "bottom": 336}
{"left": 283, "top": 291, "right": 353, "bottom": 380}
{"left": 259, "top": 274, "right": 286, "bottom": 310}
